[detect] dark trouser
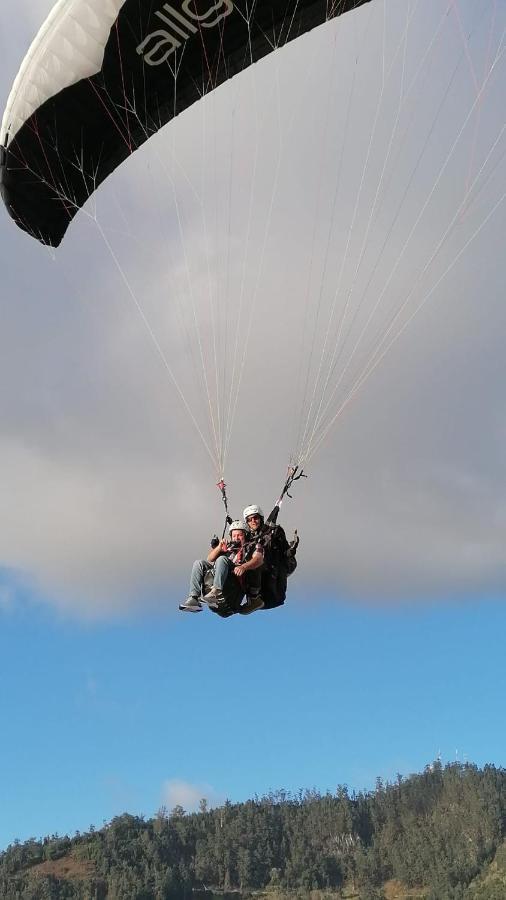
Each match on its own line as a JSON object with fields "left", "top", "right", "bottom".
{"left": 244, "top": 567, "right": 262, "bottom": 599}
{"left": 216, "top": 557, "right": 246, "bottom": 607}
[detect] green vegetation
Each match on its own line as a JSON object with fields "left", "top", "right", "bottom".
{"left": 1, "top": 762, "right": 505, "bottom": 900}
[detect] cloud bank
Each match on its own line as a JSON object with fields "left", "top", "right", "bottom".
{"left": 161, "top": 780, "right": 224, "bottom": 814}
{"left": 1, "top": 0, "right": 505, "bottom": 617}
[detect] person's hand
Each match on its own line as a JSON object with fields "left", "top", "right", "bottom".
{"left": 220, "top": 540, "right": 228, "bottom": 552}
{"left": 234, "top": 564, "right": 246, "bottom": 577}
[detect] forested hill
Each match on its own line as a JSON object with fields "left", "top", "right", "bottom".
{"left": 2, "top": 762, "right": 506, "bottom": 900}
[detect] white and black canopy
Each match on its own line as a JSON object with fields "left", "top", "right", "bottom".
{"left": 0, "top": 0, "right": 371, "bottom": 246}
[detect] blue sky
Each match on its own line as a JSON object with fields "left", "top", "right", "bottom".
{"left": 1, "top": 585, "right": 505, "bottom": 849}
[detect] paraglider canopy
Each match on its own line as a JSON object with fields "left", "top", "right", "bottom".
{"left": 0, "top": 0, "right": 372, "bottom": 247}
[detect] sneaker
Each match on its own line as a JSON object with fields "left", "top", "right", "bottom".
{"left": 179, "top": 596, "right": 203, "bottom": 613}
{"left": 204, "top": 587, "right": 224, "bottom": 608}
{"left": 239, "top": 596, "right": 264, "bottom": 615}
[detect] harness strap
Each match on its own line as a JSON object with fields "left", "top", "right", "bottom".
{"left": 268, "top": 465, "right": 307, "bottom": 523}
{"left": 217, "top": 479, "right": 233, "bottom": 539}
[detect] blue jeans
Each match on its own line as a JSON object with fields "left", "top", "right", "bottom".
{"left": 189, "top": 556, "right": 241, "bottom": 599}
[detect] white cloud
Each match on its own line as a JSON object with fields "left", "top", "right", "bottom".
{"left": 1, "top": 1, "right": 505, "bottom": 617}
{"left": 161, "top": 779, "right": 224, "bottom": 813}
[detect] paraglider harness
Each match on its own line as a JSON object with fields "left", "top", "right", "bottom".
{"left": 260, "top": 466, "right": 304, "bottom": 610}
{"left": 208, "top": 468, "right": 304, "bottom": 617}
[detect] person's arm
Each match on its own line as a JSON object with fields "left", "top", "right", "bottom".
{"left": 234, "top": 548, "right": 263, "bottom": 577}
{"left": 207, "top": 540, "right": 227, "bottom": 563}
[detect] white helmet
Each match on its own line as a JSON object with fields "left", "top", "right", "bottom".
{"left": 243, "top": 504, "right": 264, "bottom": 521}
{"left": 229, "top": 519, "right": 248, "bottom": 535}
